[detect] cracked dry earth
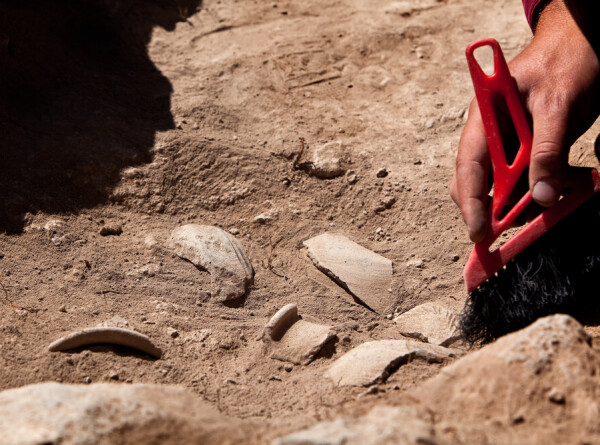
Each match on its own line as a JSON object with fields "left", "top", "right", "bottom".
{"left": 4, "top": 0, "right": 600, "bottom": 444}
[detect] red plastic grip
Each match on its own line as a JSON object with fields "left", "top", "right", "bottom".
{"left": 463, "top": 39, "right": 600, "bottom": 292}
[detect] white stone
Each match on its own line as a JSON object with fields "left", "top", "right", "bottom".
{"left": 394, "top": 303, "right": 460, "bottom": 346}
{"left": 307, "top": 141, "right": 347, "bottom": 179}
{"left": 168, "top": 224, "right": 254, "bottom": 302}
{"left": 325, "top": 339, "right": 454, "bottom": 386}
{"left": 304, "top": 233, "right": 393, "bottom": 313}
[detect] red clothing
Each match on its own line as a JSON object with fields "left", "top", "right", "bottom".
{"left": 522, "top": 0, "right": 544, "bottom": 28}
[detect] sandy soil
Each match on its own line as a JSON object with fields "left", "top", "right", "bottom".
{"left": 2, "top": 0, "right": 600, "bottom": 441}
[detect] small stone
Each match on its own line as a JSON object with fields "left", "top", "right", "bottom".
{"left": 83, "top": 377, "right": 91, "bottom": 384}
{"left": 307, "top": 141, "right": 348, "bottom": 179}
{"left": 168, "top": 328, "right": 180, "bottom": 339}
{"left": 284, "top": 364, "right": 293, "bottom": 372}
{"left": 58, "top": 305, "right": 67, "bottom": 313}
{"left": 548, "top": 388, "right": 566, "bottom": 404}
{"left": 109, "top": 372, "right": 119, "bottom": 381}
{"left": 346, "top": 171, "right": 358, "bottom": 184}
{"left": 229, "top": 228, "right": 240, "bottom": 235}
{"left": 376, "top": 168, "right": 388, "bottom": 178}
{"left": 451, "top": 254, "right": 460, "bottom": 262}
{"left": 99, "top": 225, "right": 123, "bottom": 236}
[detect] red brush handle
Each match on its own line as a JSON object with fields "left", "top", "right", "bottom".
{"left": 463, "top": 39, "right": 600, "bottom": 292}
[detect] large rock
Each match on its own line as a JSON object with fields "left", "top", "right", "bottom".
{"left": 262, "top": 304, "right": 337, "bottom": 365}
{"left": 414, "top": 314, "right": 600, "bottom": 444}
{"left": 0, "top": 382, "right": 259, "bottom": 444}
{"left": 325, "top": 339, "right": 454, "bottom": 387}
{"left": 168, "top": 224, "right": 254, "bottom": 302}
{"left": 303, "top": 233, "right": 393, "bottom": 313}
{"left": 272, "top": 405, "right": 436, "bottom": 445}
{"left": 394, "top": 303, "right": 459, "bottom": 346}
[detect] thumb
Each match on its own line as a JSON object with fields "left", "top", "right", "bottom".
{"left": 529, "top": 106, "right": 569, "bottom": 206}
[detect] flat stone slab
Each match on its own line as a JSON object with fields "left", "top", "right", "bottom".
{"left": 303, "top": 233, "right": 393, "bottom": 313}
{"left": 263, "top": 304, "right": 337, "bottom": 365}
{"left": 325, "top": 339, "right": 454, "bottom": 387}
{"left": 394, "top": 303, "right": 460, "bottom": 346}
{"left": 168, "top": 224, "right": 254, "bottom": 302}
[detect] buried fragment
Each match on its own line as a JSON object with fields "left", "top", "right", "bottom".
{"left": 48, "top": 326, "right": 162, "bottom": 358}
{"left": 325, "top": 339, "right": 454, "bottom": 387}
{"left": 168, "top": 224, "right": 254, "bottom": 302}
{"left": 303, "top": 233, "right": 393, "bottom": 313}
{"left": 262, "top": 304, "right": 337, "bottom": 365}
{"left": 394, "top": 303, "right": 460, "bottom": 346}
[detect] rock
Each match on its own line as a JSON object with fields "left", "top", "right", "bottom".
{"left": 414, "top": 314, "right": 600, "bottom": 444}
{"left": 346, "top": 170, "right": 358, "bottom": 184}
{"left": 99, "top": 224, "right": 123, "bottom": 236}
{"left": 376, "top": 167, "right": 388, "bottom": 178}
{"left": 325, "top": 339, "right": 454, "bottom": 387}
{"left": 304, "top": 233, "right": 393, "bottom": 313}
{"left": 254, "top": 209, "right": 278, "bottom": 224}
{"left": 394, "top": 303, "right": 460, "bottom": 346}
{"left": 373, "top": 196, "right": 396, "bottom": 213}
{"left": 307, "top": 141, "right": 347, "bottom": 179}
{"left": 263, "top": 304, "right": 337, "bottom": 365}
{"left": 0, "top": 382, "right": 256, "bottom": 444}
{"left": 272, "top": 405, "right": 435, "bottom": 445}
{"left": 168, "top": 224, "right": 254, "bottom": 302}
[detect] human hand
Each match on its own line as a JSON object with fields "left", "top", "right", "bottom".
{"left": 451, "top": 0, "right": 600, "bottom": 243}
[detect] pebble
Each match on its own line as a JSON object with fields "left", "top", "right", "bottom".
{"left": 307, "top": 141, "right": 347, "bottom": 179}
{"left": 99, "top": 224, "right": 123, "bottom": 236}
{"left": 376, "top": 168, "right": 388, "bottom": 178}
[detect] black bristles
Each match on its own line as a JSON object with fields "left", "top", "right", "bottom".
{"left": 460, "top": 195, "right": 600, "bottom": 344}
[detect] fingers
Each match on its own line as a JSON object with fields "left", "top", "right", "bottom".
{"left": 452, "top": 101, "right": 490, "bottom": 243}
{"left": 528, "top": 99, "right": 569, "bottom": 206}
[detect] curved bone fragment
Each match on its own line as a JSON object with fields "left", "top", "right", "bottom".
{"left": 48, "top": 327, "right": 162, "bottom": 358}
{"left": 263, "top": 304, "right": 300, "bottom": 341}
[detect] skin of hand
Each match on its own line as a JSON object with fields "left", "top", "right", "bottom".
{"left": 451, "top": 0, "right": 600, "bottom": 243}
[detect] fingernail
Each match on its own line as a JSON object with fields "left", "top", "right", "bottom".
{"left": 532, "top": 181, "right": 558, "bottom": 205}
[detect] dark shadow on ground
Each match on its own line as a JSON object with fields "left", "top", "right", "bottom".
{"left": 0, "top": 0, "right": 202, "bottom": 233}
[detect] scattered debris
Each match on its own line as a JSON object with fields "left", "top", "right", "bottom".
{"left": 304, "top": 233, "right": 393, "bottom": 313}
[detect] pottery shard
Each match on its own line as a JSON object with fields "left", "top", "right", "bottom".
{"left": 168, "top": 224, "right": 254, "bottom": 302}
{"left": 303, "top": 233, "right": 393, "bottom": 313}
{"left": 325, "top": 339, "right": 454, "bottom": 387}
{"left": 307, "top": 141, "right": 347, "bottom": 179}
{"left": 394, "top": 303, "right": 460, "bottom": 346}
{"left": 0, "top": 382, "right": 257, "bottom": 445}
{"left": 272, "top": 405, "right": 435, "bottom": 445}
{"left": 263, "top": 304, "right": 337, "bottom": 365}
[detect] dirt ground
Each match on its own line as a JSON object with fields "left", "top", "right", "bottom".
{"left": 2, "top": 0, "right": 600, "bottom": 442}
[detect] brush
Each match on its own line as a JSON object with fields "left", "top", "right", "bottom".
{"left": 458, "top": 39, "right": 600, "bottom": 343}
